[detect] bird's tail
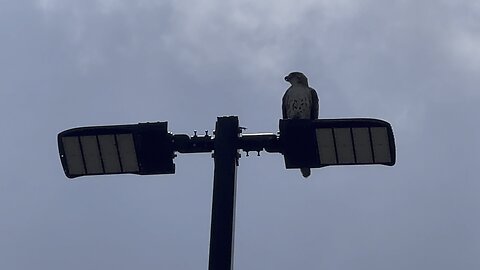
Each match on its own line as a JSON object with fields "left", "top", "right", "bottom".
{"left": 300, "top": 168, "right": 311, "bottom": 178}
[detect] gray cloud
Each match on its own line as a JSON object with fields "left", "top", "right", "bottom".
{"left": 1, "top": 0, "right": 479, "bottom": 269}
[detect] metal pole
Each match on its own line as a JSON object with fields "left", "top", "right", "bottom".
{"left": 208, "top": 116, "right": 239, "bottom": 270}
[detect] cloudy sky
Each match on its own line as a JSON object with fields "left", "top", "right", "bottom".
{"left": 1, "top": 0, "right": 479, "bottom": 269}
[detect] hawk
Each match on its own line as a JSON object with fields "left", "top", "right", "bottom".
{"left": 282, "top": 72, "right": 319, "bottom": 178}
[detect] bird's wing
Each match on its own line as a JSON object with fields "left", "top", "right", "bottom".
{"left": 310, "top": 88, "right": 319, "bottom": 119}
{"left": 282, "top": 90, "right": 288, "bottom": 119}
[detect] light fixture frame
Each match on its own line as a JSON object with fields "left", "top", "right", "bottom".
{"left": 280, "top": 118, "right": 396, "bottom": 169}
{"left": 58, "top": 122, "right": 175, "bottom": 178}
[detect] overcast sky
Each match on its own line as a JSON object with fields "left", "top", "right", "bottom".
{"left": 1, "top": 0, "right": 479, "bottom": 269}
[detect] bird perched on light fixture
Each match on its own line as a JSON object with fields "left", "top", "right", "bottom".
{"left": 282, "top": 72, "right": 319, "bottom": 178}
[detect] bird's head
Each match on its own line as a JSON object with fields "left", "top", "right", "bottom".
{"left": 284, "top": 72, "right": 309, "bottom": 86}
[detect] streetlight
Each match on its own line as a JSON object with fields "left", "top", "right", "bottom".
{"left": 58, "top": 116, "right": 395, "bottom": 270}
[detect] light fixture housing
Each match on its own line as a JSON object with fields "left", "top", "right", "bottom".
{"left": 280, "top": 118, "right": 396, "bottom": 169}
{"left": 58, "top": 122, "right": 175, "bottom": 178}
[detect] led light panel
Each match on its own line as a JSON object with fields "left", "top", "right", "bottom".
{"left": 61, "top": 133, "right": 139, "bottom": 177}
{"left": 280, "top": 118, "right": 395, "bottom": 169}
{"left": 316, "top": 126, "right": 394, "bottom": 166}
{"left": 316, "top": 129, "right": 337, "bottom": 165}
{"left": 58, "top": 121, "right": 175, "bottom": 178}
{"left": 62, "top": 137, "right": 85, "bottom": 175}
{"left": 352, "top": 128, "right": 373, "bottom": 164}
{"left": 371, "top": 127, "right": 392, "bottom": 163}
{"left": 98, "top": 135, "right": 122, "bottom": 173}
{"left": 116, "top": 134, "right": 139, "bottom": 172}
